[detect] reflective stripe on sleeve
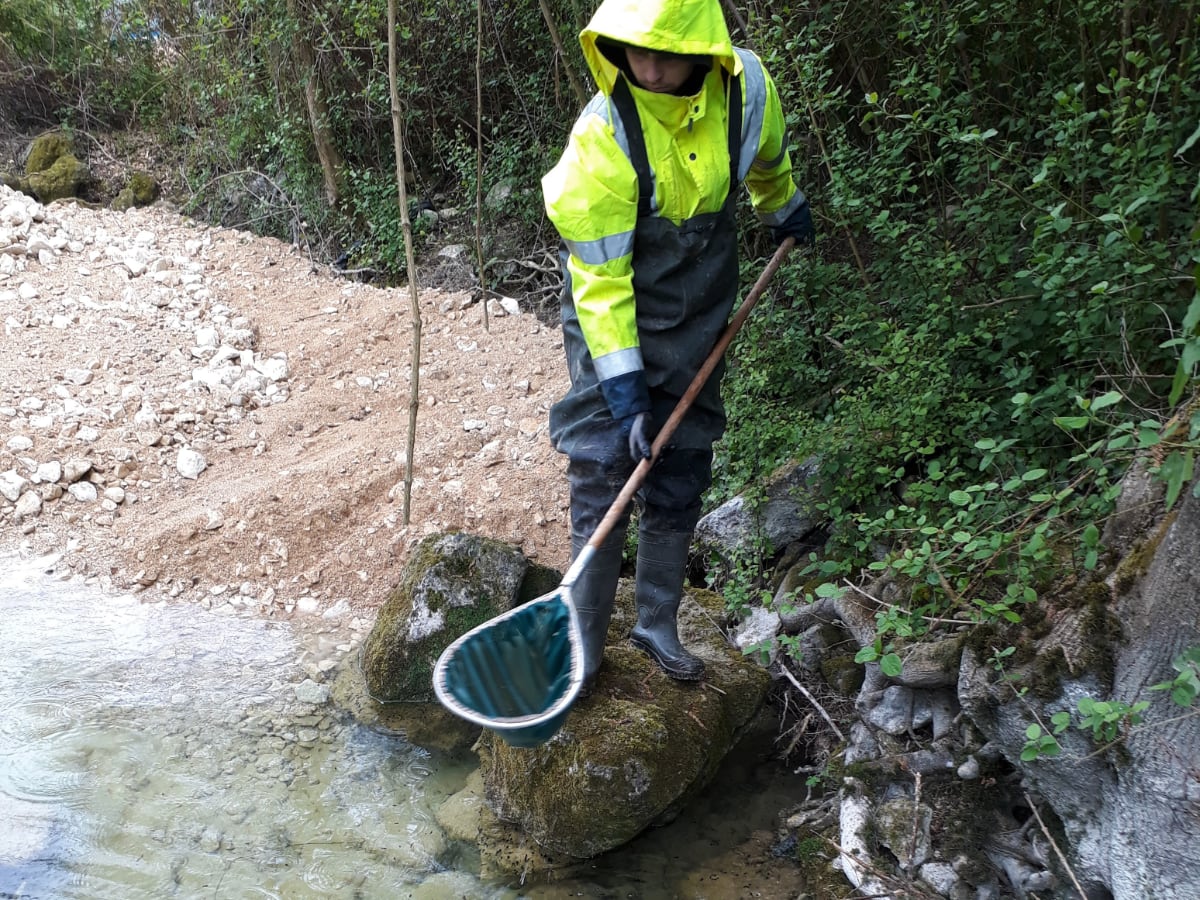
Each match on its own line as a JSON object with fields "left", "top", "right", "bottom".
{"left": 759, "top": 189, "right": 807, "bottom": 226}
{"left": 592, "top": 346, "right": 644, "bottom": 380}
{"left": 734, "top": 48, "right": 766, "bottom": 185}
{"left": 564, "top": 230, "right": 635, "bottom": 266}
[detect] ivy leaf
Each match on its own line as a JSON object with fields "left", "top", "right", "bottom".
{"left": 879, "top": 653, "right": 903, "bottom": 677}
{"left": 854, "top": 645, "right": 879, "bottom": 664}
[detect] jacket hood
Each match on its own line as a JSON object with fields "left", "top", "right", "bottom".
{"left": 580, "top": 0, "right": 737, "bottom": 95}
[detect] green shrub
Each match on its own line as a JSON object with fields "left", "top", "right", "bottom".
{"left": 715, "top": 0, "right": 1199, "bottom": 627}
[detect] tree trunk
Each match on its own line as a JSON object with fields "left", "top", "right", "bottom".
{"left": 287, "top": 0, "right": 344, "bottom": 208}
{"left": 537, "top": 0, "right": 589, "bottom": 107}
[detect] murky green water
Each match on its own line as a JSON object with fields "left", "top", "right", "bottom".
{"left": 1, "top": 552, "right": 809, "bottom": 900}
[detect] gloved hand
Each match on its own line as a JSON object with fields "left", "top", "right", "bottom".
{"left": 625, "top": 412, "right": 653, "bottom": 463}
{"left": 771, "top": 199, "right": 814, "bottom": 247}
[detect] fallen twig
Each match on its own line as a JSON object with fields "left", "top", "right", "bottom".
{"left": 909, "top": 771, "right": 923, "bottom": 875}
{"left": 820, "top": 833, "right": 941, "bottom": 899}
{"left": 781, "top": 666, "right": 846, "bottom": 743}
{"left": 1023, "top": 791, "right": 1088, "bottom": 900}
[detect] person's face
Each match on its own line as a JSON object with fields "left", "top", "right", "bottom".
{"left": 624, "top": 47, "right": 694, "bottom": 93}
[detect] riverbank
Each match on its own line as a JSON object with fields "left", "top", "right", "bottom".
{"left": 0, "top": 185, "right": 573, "bottom": 621}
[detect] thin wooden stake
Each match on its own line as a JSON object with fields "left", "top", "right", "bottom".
{"left": 475, "top": 0, "right": 489, "bottom": 332}
{"left": 387, "top": 0, "right": 422, "bottom": 525}
{"left": 1023, "top": 791, "right": 1089, "bottom": 900}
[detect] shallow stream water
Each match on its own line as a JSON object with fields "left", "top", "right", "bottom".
{"left": 1, "top": 552, "right": 810, "bottom": 900}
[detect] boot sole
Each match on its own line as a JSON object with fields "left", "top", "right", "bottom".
{"left": 629, "top": 635, "right": 705, "bottom": 682}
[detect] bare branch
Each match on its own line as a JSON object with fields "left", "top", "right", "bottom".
{"left": 1023, "top": 792, "right": 1089, "bottom": 900}
{"left": 780, "top": 665, "right": 846, "bottom": 742}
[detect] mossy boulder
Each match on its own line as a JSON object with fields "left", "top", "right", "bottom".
{"left": 111, "top": 170, "right": 160, "bottom": 211}
{"left": 20, "top": 133, "right": 89, "bottom": 203}
{"left": 362, "top": 531, "right": 531, "bottom": 702}
{"left": 475, "top": 582, "right": 771, "bottom": 868}
{"left": 24, "top": 133, "right": 74, "bottom": 175}
{"left": 26, "top": 154, "right": 89, "bottom": 203}
{"left": 340, "top": 534, "right": 570, "bottom": 752}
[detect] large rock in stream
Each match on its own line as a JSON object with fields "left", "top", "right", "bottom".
{"left": 342, "top": 530, "right": 771, "bottom": 875}
{"left": 476, "top": 581, "right": 771, "bottom": 866}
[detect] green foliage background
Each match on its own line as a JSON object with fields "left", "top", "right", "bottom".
{"left": 2, "top": 0, "right": 1198, "bottom": 628}
{"left": 718, "top": 0, "right": 1200, "bottom": 630}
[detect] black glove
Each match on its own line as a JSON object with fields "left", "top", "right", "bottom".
{"left": 625, "top": 412, "right": 653, "bottom": 463}
{"left": 771, "top": 198, "right": 814, "bottom": 247}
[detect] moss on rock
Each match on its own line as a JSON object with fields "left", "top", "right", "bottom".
{"left": 26, "top": 153, "right": 89, "bottom": 203}
{"left": 360, "top": 532, "right": 529, "bottom": 705}
{"left": 516, "top": 560, "right": 563, "bottom": 605}
{"left": 475, "top": 583, "right": 771, "bottom": 870}
{"left": 1112, "top": 510, "right": 1176, "bottom": 597}
{"left": 25, "top": 133, "right": 74, "bottom": 175}
{"left": 820, "top": 652, "right": 864, "bottom": 697}
{"left": 111, "top": 170, "right": 161, "bottom": 211}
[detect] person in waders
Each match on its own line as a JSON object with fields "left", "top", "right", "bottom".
{"left": 542, "top": 0, "right": 814, "bottom": 692}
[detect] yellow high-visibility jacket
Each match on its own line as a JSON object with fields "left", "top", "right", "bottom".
{"left": 542, "top": 0, "right": 806, "bottom": 420}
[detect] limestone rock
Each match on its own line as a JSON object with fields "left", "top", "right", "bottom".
{"left": 111, "top": 171, "right": 161, "bottom": 211}
{"left": 694, "top": 456, "right": 823, "bottom": 583}
{"left": 332, "top": 532, "right": 546, "bottom": 753}
{"left": 959, "top": 485, "right": 1200, "bottom": 898}
{"left": 24, "top": 133, "right": 74, "bottom": 176}
{"left": 26, "top": 155, "right": 90, "bottom": 204}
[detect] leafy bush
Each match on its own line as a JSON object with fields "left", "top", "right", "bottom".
{"left": 0, "top": 0, "right": 168, "bottom": 127}
{"left": 716, "top": 0, "right": 1199, "bottom": 627}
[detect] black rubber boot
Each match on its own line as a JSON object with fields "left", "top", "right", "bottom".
{"left": 570, "top": 529, "right": 626, "bottom": 695}
{"left": 628, "top": 529, "right": 704, "bottom": 681}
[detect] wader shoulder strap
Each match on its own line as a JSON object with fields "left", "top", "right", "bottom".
{"left": 609, "top": 68, "right": 745, "bottom": 215}
{"left": 610, "top": 76, "right": 653, "bottom": 218}
{"left": 725, "top": 69, "right": 742, "bottom": 192}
